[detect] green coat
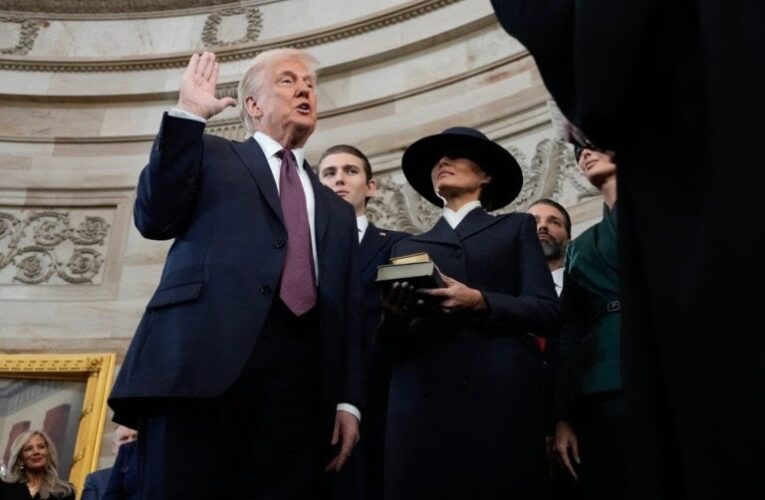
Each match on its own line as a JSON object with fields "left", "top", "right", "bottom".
{"left": 556, "top": 203, "right": 620, "bottom": 418}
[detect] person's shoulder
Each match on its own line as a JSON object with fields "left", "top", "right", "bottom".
{"left": 84, "top": 467, "right": 112, "bottom": 484}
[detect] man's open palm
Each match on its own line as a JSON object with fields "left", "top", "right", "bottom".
{"left": 177, "top": 51, "right": 236, "bottom": 119}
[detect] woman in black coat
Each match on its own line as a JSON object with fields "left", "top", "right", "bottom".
{"left": 0, "top": 430, "right": 75, "bottom": 500}
{"left": 381, "top": 127, "right": 561, "bottom": 500}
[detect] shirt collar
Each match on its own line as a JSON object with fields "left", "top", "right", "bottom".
{"left": 442, "top": 200, "right": 482, "bottom": 229}
{"left": 356, "top": 215, "right": 369, "bottom": 242}
{"left": 253, "top": 131, "right": 306, "bottom": 167}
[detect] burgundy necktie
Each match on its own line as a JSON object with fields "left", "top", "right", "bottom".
{"left": 277, "top": 149, "right": 317, "bottom": 315}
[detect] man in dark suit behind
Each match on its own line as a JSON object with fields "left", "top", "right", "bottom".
{"left": 81, "top": 426, "right": 137, "bottom": 500}
{"left": 318, "top": 145, "right": 409, "bottom": 500}
{"left": 108, "top": 49, "right": 363, "bottom": 500}
{"left": 490, "top": 2, "right": 765, "bottom": 498}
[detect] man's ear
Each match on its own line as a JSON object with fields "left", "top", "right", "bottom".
{"left": 244, "top": 95, "right": 260, "bottom": 120}
{"left": 366, "top": 178, "right": 378, "bottom": 198}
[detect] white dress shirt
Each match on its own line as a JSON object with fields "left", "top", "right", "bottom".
{"left": 551, "top": 267, "right": 564, "bottom": 297}
{"left": 443, "top": 200, "right": 482, "bottom": 229}
{"left": 167, "top": 108, "right": 360, "bottom": 421}
{"left": 356, "top": 215, "right": 369, "bottom": 242}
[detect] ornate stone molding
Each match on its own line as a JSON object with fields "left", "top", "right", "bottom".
{"left": 0, "top": 0, "right": 255, "bottom": 18}
{"left": 0, "top": 210, "right": 109, "bottom": 285}
{"left": 202, "top": 6, "right": 263, "bottom": 48}
{"left": 0, "top": 0, "right": 464, "bottom": 72}
{"left": 0, "top": 16, "right": 40, "bottom": 55}
{"left": 0, "top": 189, "right": 133, "bottom": 301}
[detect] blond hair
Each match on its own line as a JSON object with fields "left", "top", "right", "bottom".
{"left": 3, "top": 430, "right": 73, "bottom": 499}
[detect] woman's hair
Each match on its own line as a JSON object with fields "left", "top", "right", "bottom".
{"left": 3, "top": 430, "right": 73, "bottom": 499}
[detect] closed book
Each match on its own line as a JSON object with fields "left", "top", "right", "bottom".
{"left": 375, "top": 261, "right": 445, "bottom": 289}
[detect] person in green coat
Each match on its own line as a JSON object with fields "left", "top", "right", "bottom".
{"left": 553, "top": 132, "right": 623, "bottom": 500}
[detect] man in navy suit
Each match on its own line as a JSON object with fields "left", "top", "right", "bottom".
{"left": 318, "top": 145, "right": 409, "bottom": 500}
{"left": 109, "top": 49, "right": 363, "bottom": 500}
{"left": 81, "top": 426, "right": 137, "bottom": 500}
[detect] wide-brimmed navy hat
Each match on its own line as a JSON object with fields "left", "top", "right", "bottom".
{"left": 401, "top": 126, "right": 523, "bottom": 211}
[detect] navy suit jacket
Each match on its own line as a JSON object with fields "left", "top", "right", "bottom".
{"left": 359, "top": 223, "right": 410, "bottom": 353}
{"left": 82, "top": 468, "right": 111, "bottom": 500}
{"left": 109, "top": 114, "right": 363, "bottom": 425}
{"left": 102, "top": 441, "right": 139, "bottom": 500}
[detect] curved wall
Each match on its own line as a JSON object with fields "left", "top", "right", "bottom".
{"left": 0, "top": 0, "right": 602, "bottom": 466}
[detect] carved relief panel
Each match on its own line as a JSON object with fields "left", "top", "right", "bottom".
{"left": 0, "top": 189, "right": 134, "bottom": 301}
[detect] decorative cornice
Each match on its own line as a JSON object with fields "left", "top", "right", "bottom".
{"left": 0, "top": 0, "right": 268, "bottom": 20}
{"left": 0, "top": 50, "right": 531, "bottom": 144}
{"left": 0, "top": 16, "right": 40, "bottom": 55}
{"left": 201, "top": 6, "right": 263, "bottom": 48}
{"left": 0, "top": 0, "right": 463, "bottom": 72}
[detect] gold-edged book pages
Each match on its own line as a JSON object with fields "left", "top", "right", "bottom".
{"left": 389, "top": 251, "right": 432, "bottom": 265}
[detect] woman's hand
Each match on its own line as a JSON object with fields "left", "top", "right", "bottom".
{"left": 420, "top": 273, "right": 487, "bottom": 313}
{"left": 382, "top": 281, "right": 427, "bottom": 317}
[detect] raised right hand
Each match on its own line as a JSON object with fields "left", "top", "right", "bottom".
{"left": 177, "top": 51, "right": 236, "bottom": 120}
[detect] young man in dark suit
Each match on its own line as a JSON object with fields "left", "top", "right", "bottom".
{"left": 109, "top": 49, "right": 363, "bottom": 500}
{"left": 318, "top": 145, "right": 409, "bottom": 500}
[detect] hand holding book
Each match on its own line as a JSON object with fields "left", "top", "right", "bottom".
{"left": 377, "top": 252, "right": 486, "bottom": 315}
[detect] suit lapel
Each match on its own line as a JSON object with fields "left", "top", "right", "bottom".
{"left": 454, "top": 208, "right": 502, "bottom": 240}
{"left": 360, "top": 223, "right": 389, "bottom": 271}
{"left": 409, "top": 217, "right": 462, "bottom": 248}
{"left": 307, "top": 164, "right": 330, "bottom": 255}
{"left": 229, "top": 138, "right": 283, "bottom": 224}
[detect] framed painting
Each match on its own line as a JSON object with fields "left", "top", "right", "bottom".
{"left": 0, "top": 353, "right": 116, "bottom": 497}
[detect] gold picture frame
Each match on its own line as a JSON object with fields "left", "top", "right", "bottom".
{"left": 0, "top": 353, "right": 116, "bottom": 498}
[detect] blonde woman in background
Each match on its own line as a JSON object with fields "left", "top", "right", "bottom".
{"left": 0, "top": 430, "right": 74, "bottom": 500}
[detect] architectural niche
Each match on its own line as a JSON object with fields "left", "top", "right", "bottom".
{"left": 202, "top": 6, "right": 263, "bottom": 48}
{"left": 0, "top": 16, "right": 40, "bottom": 55}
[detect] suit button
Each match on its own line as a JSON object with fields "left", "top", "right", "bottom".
{"left": 456, "top": 250, "right": 463, "bottom": 258}
{"left": 273, "top": 238, "right": 286, "bottom": 249}
{"left": 260, "top": 285, "right": 272, "bottom": 295}
{"left": 459, "top": 378, "right": 469, "bottom": 389}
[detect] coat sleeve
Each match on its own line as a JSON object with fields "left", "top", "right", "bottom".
{"left": 342, "top": 206, "right": 366, "bottom": 411}
{"left": 480, "top": 214, "right": 562, "bottom": 337}
{"left": 133, "top": 113, "right": 207, "bottom": 240}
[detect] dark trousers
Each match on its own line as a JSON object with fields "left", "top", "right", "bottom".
{"left": 571, "top": 392, "right": 627, "bottom": 500}
{"left": 138, "top": 300, "right": 329, "bottom": 500}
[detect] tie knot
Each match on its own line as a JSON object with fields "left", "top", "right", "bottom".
{"left": 278, "top": 148, "right": 296, "bottom": 166}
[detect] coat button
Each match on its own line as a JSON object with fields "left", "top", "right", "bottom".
{"left": 459, "top": 377, "right": 469, "bottom": 389}
{"left": 273, "top": 238, "right": 286, "bottom": 249}
{"left": 456, "top": 250, "right": 463, "bottom": 258}
{"left": 260, "top": 285, "right": 272, "bottom": 295}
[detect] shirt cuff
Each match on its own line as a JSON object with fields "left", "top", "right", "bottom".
{"left": 168, "top": 108, "right": 207, "bottom": 123}
{"left": 336, "top": 403, "right": 361, "bottom": 422}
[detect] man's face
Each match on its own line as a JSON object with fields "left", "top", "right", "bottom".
{"left": 318, "top": 152, "right": 376, "bottom": 216}
{"left": 528, "top": 203, "right": 569, "bottom": 261}
{"left": 245, "top": 58, "right": 317, "bottom": 148}
{"left": 112, "top": 425, "right": 138, "bottom": 454}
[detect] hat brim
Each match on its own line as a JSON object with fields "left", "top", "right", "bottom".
{"left": 401, "top": 133, "right": 523, "bottom": 211}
